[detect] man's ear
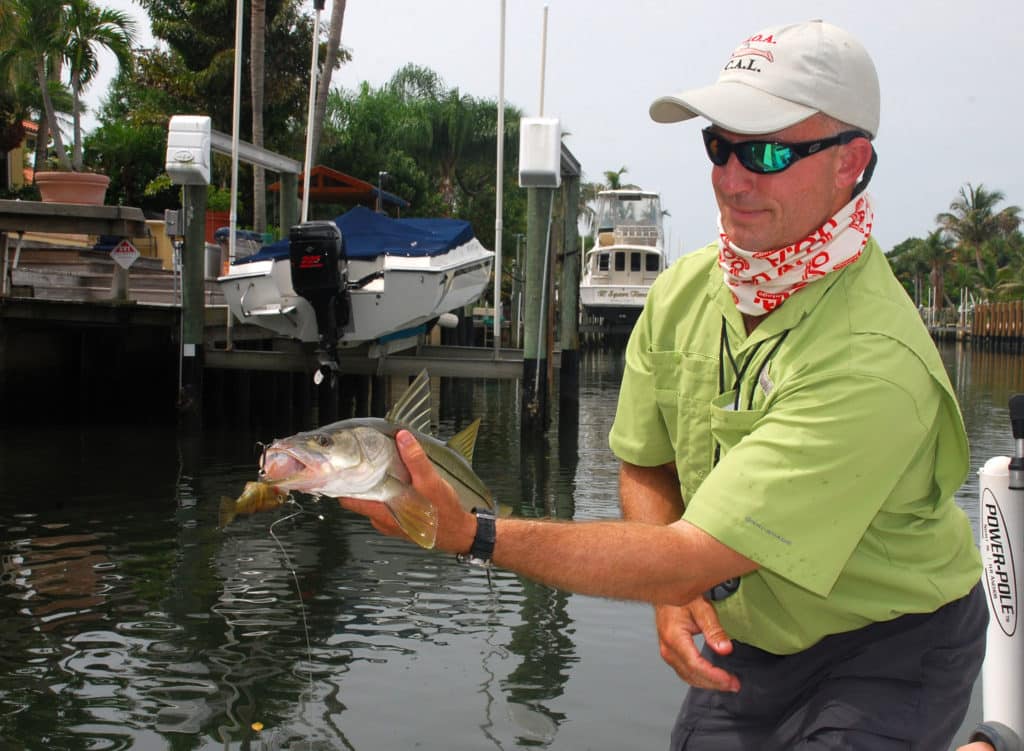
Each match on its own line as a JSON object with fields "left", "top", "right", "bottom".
{"left": 836, "top": 137, "right": 874, "bottom": 190}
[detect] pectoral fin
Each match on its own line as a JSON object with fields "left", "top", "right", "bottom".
{"left": 383, "top": 486, "right": 438, "bottom": 549}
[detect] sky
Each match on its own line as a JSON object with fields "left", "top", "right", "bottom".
{"left": 87, "top": 0, "right": 1023, "bottom": 261}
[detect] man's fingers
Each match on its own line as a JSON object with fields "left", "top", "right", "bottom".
{"left": 655, "top": 602, "right": 741, "bottom": 693}
{"left": 337, "top": 496, "right": 401, "bottom": 536}
{"left": 690, "top": 597, "right": 734, "bottom": 655}
{"left": 395, "top": 429, "right": 432, "bottom": 484}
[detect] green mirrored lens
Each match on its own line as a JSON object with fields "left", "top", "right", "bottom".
{"left": 746, "top": 143, "right": 793, "bottom": 172}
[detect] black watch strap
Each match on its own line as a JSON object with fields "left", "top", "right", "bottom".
{"left": 458, "top": 507, "right": 496, "bottom": 566}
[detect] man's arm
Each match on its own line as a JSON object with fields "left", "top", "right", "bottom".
{"left": 341, "top": 431, "right": 758, "bottom": 606}
{"left": 619, "top": 460, "right": 684, "bottom": 524}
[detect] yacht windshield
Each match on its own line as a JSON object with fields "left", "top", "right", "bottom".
{"left": 593, "top": 192, "right": 664, "bottom": 246}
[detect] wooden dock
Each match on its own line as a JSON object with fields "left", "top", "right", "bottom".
{"left": 926, "top": 302, "right": 1024, "bottom": 349}
{"left": 970, "top": 301, "right": 1024, "bottom": 344}
{"left": 0, "top": 201, "right": 543, "bottom": 427}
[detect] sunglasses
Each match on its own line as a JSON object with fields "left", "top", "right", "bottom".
{"left": 701, "top": 128, "right": 870, "bottom": 174}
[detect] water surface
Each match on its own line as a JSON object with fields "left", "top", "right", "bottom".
{"left": 0, "top": 342, "right": 1014, "bottom": 749}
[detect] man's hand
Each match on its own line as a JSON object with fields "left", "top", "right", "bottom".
{"left": 655, "top": 597, "right": 740, "bottom": 692}
{"left": 337, "top": 429, "right": 477, "bottom": 555}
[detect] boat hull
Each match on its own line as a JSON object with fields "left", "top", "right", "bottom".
{"left": 579, "top": 284, "right": 650, "bottom": 325}
{"left": 217, "top": 240, "right": 493, "bottom": 346}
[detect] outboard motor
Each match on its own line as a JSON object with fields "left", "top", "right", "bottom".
{"left": 288, "top": 221, "right": 350, "bottom": 366}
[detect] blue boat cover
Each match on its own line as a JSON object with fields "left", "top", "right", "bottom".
{"left": 234, "top": 206, "right": 475, "bottom": 265}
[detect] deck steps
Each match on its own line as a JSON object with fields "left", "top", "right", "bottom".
{"left": 6, "top": 245, "right": 224, "bottom": 306}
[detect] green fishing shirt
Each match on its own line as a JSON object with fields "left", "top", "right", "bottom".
{"left": 608, "top": 238, "right": 982, "bottom": 654}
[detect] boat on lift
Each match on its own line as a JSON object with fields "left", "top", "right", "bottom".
{"left": 217, "top": 206, "right": 494, "bottom": 349}
{"left": 580, "top": 189, "right": 666, "bottom": 330}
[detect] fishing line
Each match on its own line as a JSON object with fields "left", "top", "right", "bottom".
{"left": 268, "top": 500, "right": 317, "bottom": 701}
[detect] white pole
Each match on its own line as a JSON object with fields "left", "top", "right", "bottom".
{"left": 301, "top": 4, "right": 322, "bottom": 223}
{"left": 493, "top": 0, "right": 506, "bottom": 355}
{"left": 538, "top": 4, "right": 549, "bottom": 117}
{"left": 228, "top": 0, "right": 245, "bottom": 349}
{"left": 230, "top": 0, "right": 243, "bottom": 266}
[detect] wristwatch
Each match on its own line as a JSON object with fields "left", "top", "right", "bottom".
{"left": 457, "top": 507, "right": 496, "bottom": 566}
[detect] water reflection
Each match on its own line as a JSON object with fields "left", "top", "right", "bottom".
{"left": 1, "top": 345, "right": 1014, "bottom": 748}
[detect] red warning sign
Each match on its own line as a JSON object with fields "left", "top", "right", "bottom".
{"left": 110, "top": 239, "right": 140, "bottom": 270}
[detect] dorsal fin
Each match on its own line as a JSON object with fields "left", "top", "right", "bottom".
{"left": 386, "top": 369, "right": 432, "bottom": 434}
{"left": 446, "top": 418, "right": 481, "bottom": 465}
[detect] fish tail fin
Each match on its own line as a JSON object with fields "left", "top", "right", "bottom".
{"left": 446, "top": 418, "right": 481, "bottom": 465}
{"left": 218, "top": 497, "right": 238, "bottom": 529}
{"left": 384, "top": 490, "right": 438, "bottom": 550}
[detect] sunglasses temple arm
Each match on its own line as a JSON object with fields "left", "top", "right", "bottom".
{"left": 851, "top": 146, "right": 878, "bottom": 198}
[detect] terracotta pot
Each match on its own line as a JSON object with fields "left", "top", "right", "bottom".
{"left": 34, "top": 171, "right": 110, "bottom": 205}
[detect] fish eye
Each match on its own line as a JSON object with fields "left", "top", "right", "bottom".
{"left": 314, "top": 433, "right": 333, "bottom": 448}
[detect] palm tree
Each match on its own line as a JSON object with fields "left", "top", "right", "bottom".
{"left": 0, "top": 5, "right": 35, "bottom": 154}
{"left": 920, "top": 229, "right": 954, "bottom": 314}
{"left": 431, "top": 89, "right": 478, "bottom": 212}
{"left": 311, "top": 0, "right": 347, "bottom": 162}
{"left": 65, "top": 0, "right": 135, "bottom": 170}
{"left": 993, "top": 232, "right": 1024, "bottom": 299}
{"left": 603, "top": 166, "right": 630, "bottom": 190}
{"left": 937, "top": 183, "right": 1022, "bottom": 273}
{"left": 6, "top": 0, "right": 70, "bottom": 170}
{"left": 888, "top": 238, "right": 930, "bottom": 306}
{"left": 383, "top": 66, "right": 491, "bottom": 215}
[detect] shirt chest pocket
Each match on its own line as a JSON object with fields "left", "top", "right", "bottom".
{"left": 650, "top": 351, "right": 718, "bottom": 498}
{"left": 710, "top": 390, "right": 765, "bottom": 458}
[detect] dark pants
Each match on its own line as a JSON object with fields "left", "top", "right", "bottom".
{"left": 670, "top": 582, "right": 988, "bottom": 750}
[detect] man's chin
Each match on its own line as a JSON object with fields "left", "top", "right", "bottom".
{"left": 722, "top": 212, "right": 774, "bottom": 247}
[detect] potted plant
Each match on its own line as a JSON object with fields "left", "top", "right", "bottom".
{"left": 7, "top": 0, "right": 135, "bottom": 204}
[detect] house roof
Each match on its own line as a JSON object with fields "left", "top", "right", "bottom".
{"left": 268, "top": 164, "right": 409, "bottom": 209}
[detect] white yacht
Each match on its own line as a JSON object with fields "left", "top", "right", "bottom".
{"left": 580, "top": 190, "right": 666, "bottom": 329}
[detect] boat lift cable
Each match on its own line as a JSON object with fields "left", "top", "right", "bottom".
{"left": 532, "top": 195, "right": 555, "bottom": 408}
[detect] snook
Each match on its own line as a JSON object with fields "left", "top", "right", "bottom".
{"left": 258, "top": 370, "right": 494, "bottom": 548}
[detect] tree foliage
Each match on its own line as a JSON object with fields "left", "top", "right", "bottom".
{"left": 318, "top": 64, "right": 526, "bottom": 250}
{"left": 889, "top": 182, "right": 1024, "bottom": 314}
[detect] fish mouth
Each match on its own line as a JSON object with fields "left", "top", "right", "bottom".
{"left": 259, "top": 447, "right": 310, "bottom": 482}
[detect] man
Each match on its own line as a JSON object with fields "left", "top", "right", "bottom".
{"left": 342, "top": 20, "right": 990, "bottom": 751}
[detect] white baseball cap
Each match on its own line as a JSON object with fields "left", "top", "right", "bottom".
{"left": 650, "top": 20, "right": 880, "bottom": 138}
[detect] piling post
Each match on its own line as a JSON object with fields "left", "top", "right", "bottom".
{"left": 522, "top": 187, "right": 555, "bottom": 433}
{"left": 279, "top": 173, "right": 299, "bottom": 238}
{"left": 559, "top": 174, "right": 580, "bottom": 403}
{"left": 179, "top": 184, "right": 207, "bottom": 426}
{"left": 111, "top": 262, "right": 130, "bottom": 302}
